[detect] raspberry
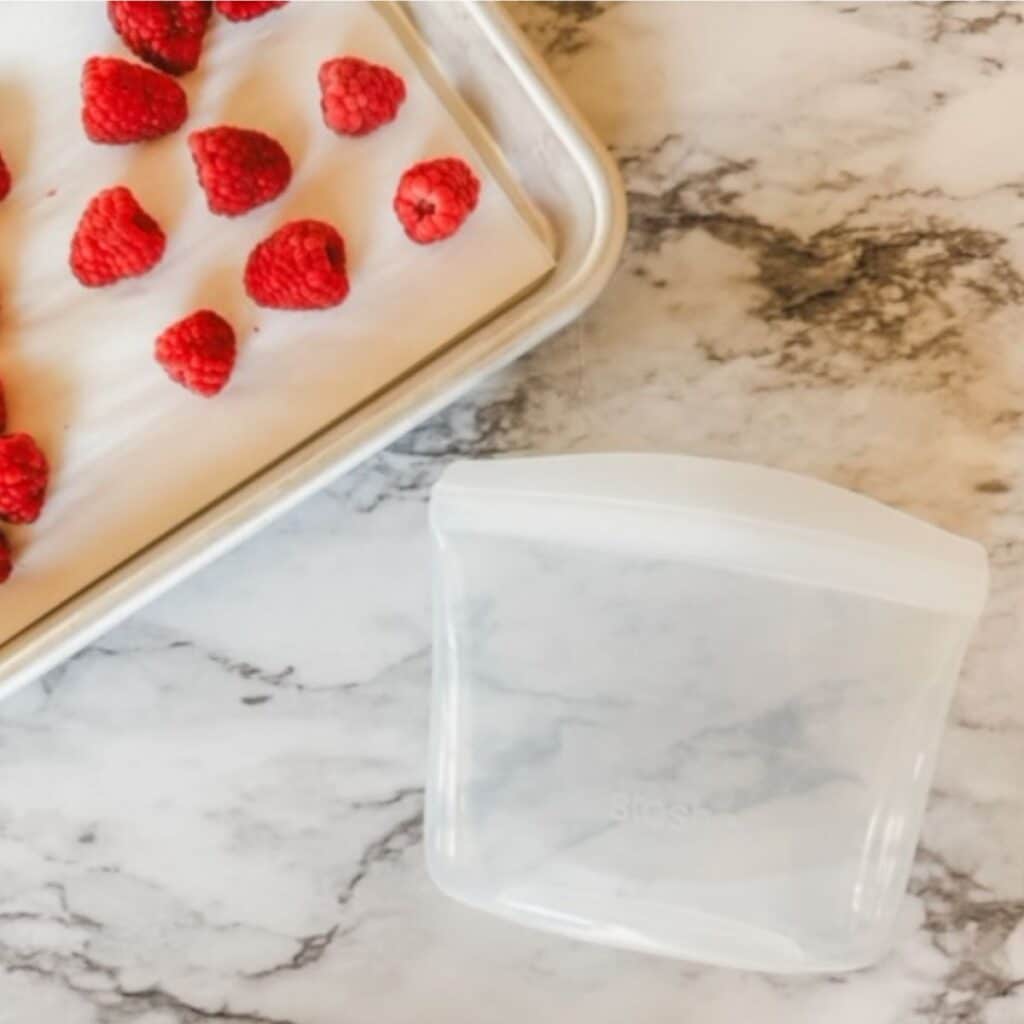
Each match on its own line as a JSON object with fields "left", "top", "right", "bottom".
{"left": 0, "top": 150, "right": 10, "bottom": 202}
{"left": 393, "top": 157, "right": 480, "bottom": 244}
{"left": 108, "top": 1, "right": 211, "bottom": 76}
{"left": 70, "top": 186, "right": 166, "bottom": 287}
{"left": 0, "top": 434, "right": 48, "bottom": 525}
{"left": 81, "top": 56, "right": 188, "bottom": 144}
{"left": 215, "top": 1, "right": 286, "bottom": 21}
{"left": 156, "top": 310, "right": 237, "bottom": 396}
{"left": 0, "top": 532, "right": 11, "bottom": 584}
{"left": 188, "top": 126, "right": 291, "bottom": 216}
{"left": 244, "top": 220, "right": 349, "bottom": 310}
{"left": 318, "top": 56, "right": 406, "bottom": 137}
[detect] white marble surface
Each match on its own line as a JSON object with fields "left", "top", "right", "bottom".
{"left": 4, "top": 2, "right": 1024, "bottom": 1020}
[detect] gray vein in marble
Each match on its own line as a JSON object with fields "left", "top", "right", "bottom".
{"left": 516, "top": 1, "right": 612, "bottom": 58}
{"left": 337, "top": 802, "right": 424, "bottom": 910}
{"left": 5, "top": 945, "right": 300, "bottom": 1024}
{"left": 0, "top": 881, "right": 100, "bottom": 934}
{"left": 392, "top": 383, "right": 532, "bottom": 458}
{"left": 910, "top": 846, "right": 1024, "bottom": 1021}
{"left": 168, "top": 631, "right": 429, "bottom": 697}
{"left": 240, "top": 789, "right": 427, "bottom": 981}
{"left": 31, "top": 635, "right": 199, "bottom": 704}
{"left": 207, "top": 654, "right": 297, "bottom": 691}
{"left": 928, "top": 3, "right": 1024, "bottom": 42}
{"left": 319, "top": 452, "right": 441, "bottom": 514}
{"left": 625, "top": 139, "right": 1024, "bottom": 390}
{"left": 350, "top": 786, "right": 425, "bottom": 811}
{"left": 243, "top": 925, "right": 339, "bottom": 982}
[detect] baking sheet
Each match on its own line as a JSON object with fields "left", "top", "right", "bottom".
{"left": 0, "top": 1, "right": 555, "bottom": 645}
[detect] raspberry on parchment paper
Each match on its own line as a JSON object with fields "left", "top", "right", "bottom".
{"left": 318, "top": 56, "right": 406, "bottom": 137}
{"left": 108, "top": 0, "right": 211, "bottom": 76}
{"left": 188, "top": 126, "right": 291, "bottom": 216}
{"left": 0, "top": 150, "right": 10, "bottom": 202}
{"left": 0, "top": 433, "right": 49, "bottom": 525}
{"left": 244, "top": 220, "right": 349, "bottom": 310}
{"left": 156, "top": 310, "right": 237, "bottom": 397}
{"left": 81, "top": 56, "right": 188, "bottom": 144}
{"left": 393, "top": 157, "right": 480, "bottom": 244}
{"left": 70, "top": 186, "right": 166, "bottom": 287}
{"left": 215, "top": 1, "right": 287, "bottom": 21}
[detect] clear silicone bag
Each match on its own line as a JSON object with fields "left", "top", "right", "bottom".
{"left": 425, "top": 454, "right": 989, "bottom": 972}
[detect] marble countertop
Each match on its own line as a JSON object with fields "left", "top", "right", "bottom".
{"left": 3, "top": 2, "right": 1024, "bottom": 1020}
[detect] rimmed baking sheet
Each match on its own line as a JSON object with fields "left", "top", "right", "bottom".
{"left": 0, "top": 0, "right": 555, "bottom": 648}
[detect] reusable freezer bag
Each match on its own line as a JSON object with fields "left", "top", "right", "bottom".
{"left": 425, "top": 453, "right": 989, "bottom": 972}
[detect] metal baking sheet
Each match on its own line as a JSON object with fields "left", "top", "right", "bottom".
{"left": 0, "top": 1, "right": 557, "bottom": 645}
{"left": 0, "top": 0, "right": 626, "bottom": 700}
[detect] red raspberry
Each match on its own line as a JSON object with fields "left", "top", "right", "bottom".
{"left": 81, "top": 56, "right": 188, "bottom": 144}
{"left": 215, "top": 1, "right": 286, "bottom": 21}
{"left": 318, "top": 57, "right": 406, "bottom": 137}
{"left": 393, "top": 157, "right": 480, "bottom": 244}
{"left": 70, "top": 186, "right": 166, "bottom": 287}
{"left": 188, "top": 126, "right": 291, "bottom": 216}
{"left": 108, "top": 1, "right": 212, "bottom": 76}
{"left": 0, "top": 434, "right": 49, "bottom": 525}
{"left": 0, "top": 532, "right": 11, "bottom": 584}
{"left": 156, "top": 310, "right": 237, "bottom": 396}
{"left": 0, "top": 150, "right": 10, "bottom": 202}
{"left": 244, "top": 220, "right": 349, "bottom": 310}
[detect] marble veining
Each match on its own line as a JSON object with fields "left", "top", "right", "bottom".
{"left": 4, "top": 2, "right": 1024, "bottom": 1020}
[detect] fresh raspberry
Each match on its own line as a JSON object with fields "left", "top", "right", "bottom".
{"left": 188, "top": 126, "right": 291, "bottom": 216}
{"left": 108, "top": 1, "right": 212, "bottom": 75}
{"left": 318, "top": 56, "right": 406, "bottom": 137}
{"left": 393, "top": 157, "right": 480, "bottom": 244}
{"left": 70, "top": 186, "right": 166, "bottom": 287}
{"left": 0, "top": 532, "right": 11, "bottom": 584}
{"left": 0, "top": 434, "right": 48, "bottom": 525}
{"left": 0, "top": 150, "right": 10, "bottom": 202}
{"left": 156, "top": 310, "right": 237, "bottom": 396}
{"left": 244, "top": 220, "right": 349, "bottom": 310}
{"left": 215, "top": 1, "right": 286, "bottom": 21}
{"left": 81, "top": 56, "right": 188, "bottom": 144}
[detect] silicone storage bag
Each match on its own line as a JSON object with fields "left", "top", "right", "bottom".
{"left": 425, "top": 453, "right": 989, "bottom": 972}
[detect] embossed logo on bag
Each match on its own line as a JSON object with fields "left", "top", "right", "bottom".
{"left": 609, "top": 791, "right": 709, "bottom": 830}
